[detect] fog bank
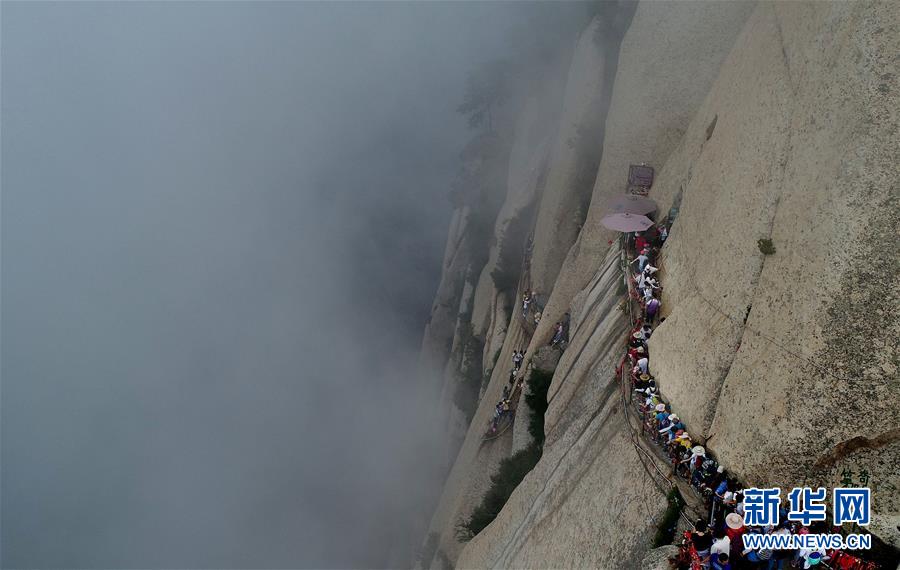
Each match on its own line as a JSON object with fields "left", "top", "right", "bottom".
{"left": 0, "top": 2, "right": 580, "bottom": 567}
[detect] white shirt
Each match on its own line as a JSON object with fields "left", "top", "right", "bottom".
{"left": 710, "top": 536, "right": 730, "bottom": 556}
{"left": 637, "top": 357, "right": 649, "bottom": 374}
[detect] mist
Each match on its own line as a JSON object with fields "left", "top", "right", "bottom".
{"left": 0, "top": 2, "right": 580, "bottom": 568}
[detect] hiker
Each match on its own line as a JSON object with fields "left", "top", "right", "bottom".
{"left": 645, "top": 297, "right": 660, "bottom": 321}
{"left": 682, "top": 445, "right": 706, "bottom": 472}
{"left": 659, "top": 413, "right": 684, "bottom": 442}
{"left": 636, "top": 271, "right": 647, "bottom": 290}
{"left": 767, "top": 525, "right": 795, "bottom": 569}
{"left": 533, "top": 311, "right": 541, "bottom": 325}
{"left": 551, "top": 323, "right": 564, "bottom": 346}
{"left": 635, "top": 233, "right": 649, "bottom": 252}
{"left": 654, "top": 403, "right": 668, "bottom": 424}
{"left": 659, "top": 225, "right": 668, "bottom": 243}
{"left": 636, "top": 355, "right": 649, "bottom": 375}
{"left": 724, "top": 513, "right": 746, "bottom": 561}
{"left": 513, "top": 350, "right": 524, "bottom": 370}
{"left": 561, "top": 312, "right": 570, "bottom": 341}
{"left": 741, "top": 528, "right": 772, "bottom": 566}
{"left": 641, "top": 390, "right": 660, "bottom": 411}
{"left": 692, "top": 456, "right": 719, "bottom": 491}
{"left": 641, "top": 277, "right": 659, "bottom": 299}
{"left": 627, "top": 345, "right": 645, "bottom": 363}
{"left": 692, "top": 520, "right": 714, "bottom": 564}
{"left": 710, "top": 527, "right": 731, "bottom": 560}
{"left": 641, "top": 323, "right": 653, "bottom": 340}
{"left": 634, "top": 373, "right": 654, "bottom": 391}
{"left": 631, "top": 251, "right": 649, "bottom": 272}
{"left": 502, "top": 385, "right": 510, "bottom": 399}
{"left": 710, "top": 552, "right": 731, "bottom": 570}
{"left": 642, "top": 263, "right": 659, "bottom": 276}
{"left": 630, "top": 364, "right": 645, "bottom": 384}
{"left": 642, "top": 277, "right": 661, "bottom": 297}
{"left": 797, "top": 548, "right": 827, "bottom": 569}
{"left": 522, "top": 292, "right": 531, "bottom": 316}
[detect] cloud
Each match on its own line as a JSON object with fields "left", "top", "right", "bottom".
{"left": 1, "top": 2, "right": 588, "bottom": 567}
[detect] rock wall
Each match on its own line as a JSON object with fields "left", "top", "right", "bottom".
{"left": 528, "top": 0, "right": 756, "bottom": 356}
{"left": 420, "top": 207, "right": 470, "bottom": 377}
{"left": 456, "top": 246, "right": 664, "bottom": 569}
{"left": 648, "top": 0, "right": 900, "bottom": 545}
{"left": 528, "top": 16, "right": 615, "bottom": 297}
{"left": 421, "top": 14, "right": 636, "bottom": 564}
{"left": 420, "top": 0, "right": 900, "bottom": 566}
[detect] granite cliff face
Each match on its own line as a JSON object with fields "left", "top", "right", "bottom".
{"left": 419, "top": 1, "right": 900, "bottom": 567}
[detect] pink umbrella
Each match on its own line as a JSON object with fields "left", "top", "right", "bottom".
{"left": 600, "top": 212, "right": 654, "bottom": 232}
{"left": 602, "top": 194, "right": 657, "bottom": 215}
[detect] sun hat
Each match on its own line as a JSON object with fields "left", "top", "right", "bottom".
{"left": 805, "top": 552, "right": 823, "bottom": 568}
{"left": 668, "top": 414, "right": 678, "bottom": 421}
{"left": 692, "top": 446, "right": 705, "bottom": 456}
{"left": 725, "top": 513, "right": 743, "bottom": 530}
{"left": 633, "top": 332, "right": 642, "bottom": 338}
{"left": 655, "top": 404, "right": 666, "bottom": 412}
{"left": 639, "top": 374, "right": 651, "bottom": 380}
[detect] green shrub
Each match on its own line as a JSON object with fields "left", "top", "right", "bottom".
{"left": 455, "top": 443, "right": 543, "bottom": 541}
{"left": 525, "top": 369, "right": 553, "bottom": 446}
{"left": 757, "top": 238, "right": 776, "bottom": 255}
{"left": 652, "top": 488, "right": 685, "bottom": 547}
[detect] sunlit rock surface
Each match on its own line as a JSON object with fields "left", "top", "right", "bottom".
{"left": 649, "top": 0, "right": 900, "bottom": 547}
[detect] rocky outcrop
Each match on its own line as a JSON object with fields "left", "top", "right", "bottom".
{"left": 420, "top": 0, "right": 900, "bottom": 565}
{"left": 420, "top": 207, "right": 471, "bottom": 377}
{"left": 530, "top": 0, "right": 757, "bottom": 353}
{"left": 647, "top": 0, "right": 900, "bottom": 546}
{"left": 641, "top": 545, "right": 679, "bottom": 570}
{"left": 455, "top": 246, "right": 664, "bottom": 569}
{"left": 527, "top": 16, "right": 616, "bottom": 297}
{"left": 422, "top": 13, "right": 638, "bottom": 563}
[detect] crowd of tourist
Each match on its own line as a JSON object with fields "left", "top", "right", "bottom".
{"left": 486, "top": 350, "right": 529, "bottom": 436}
{"left": 618, "top": 225, "right": 880, "bottom": 570}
